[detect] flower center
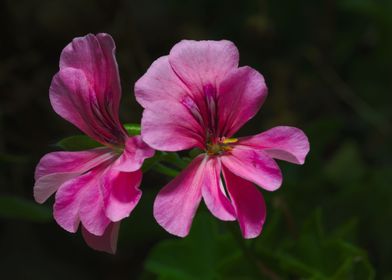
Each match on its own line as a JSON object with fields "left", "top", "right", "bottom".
{"left": 206, "top": 137, "right": 238, "bottom": 156}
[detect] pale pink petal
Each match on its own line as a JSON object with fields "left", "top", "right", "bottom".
{"left": 82, "top": 222, "right": 120, "bottom": 254}
{"left": 201, "top": 158, "right": 235, "bottom": 221}
{"left": 102, "top": 168, "right": 142, "bottom": 222}
{"left": 59, "top": 33, "right": 122, "bottom": 116}
{"left": 238, "top": 126, "right": 310, "bottom": 164}
{"left": 168, "top": 40, "right": 239, "bottom": 93}
{"left": 141, "top": 100, "right": 205, "bottom": 151}
{"left": 221, "top": 146, "right": 282, "bottom": 191}
{"left": 153, "top": 155, "right": 206, "bottom": 237}
{"left": 34, "top": 149, "right": 112, "bottom": 203}
{"left": 53, "top": 166, "right": 109, "bottom": 235}
{"left": 222, "top": 166, "right": 266, "bottom": 238}
{"left": 217, "top": 67, "right": 267, "bottom": 137}
{"left": 112, "top": 136, "right": 155, "bottom": 172}
{"left": 135, "top": 56, "right": 189, "bottom": 109}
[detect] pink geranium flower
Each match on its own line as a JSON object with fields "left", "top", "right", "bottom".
{"left": 135, "top": 40, "right": 310, "bottom": 238}
{"left": 34, "top": 33, "right": 154, "bottom": 253}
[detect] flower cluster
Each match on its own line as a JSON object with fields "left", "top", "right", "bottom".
{"left": 34, "top": 34, "right": 309, "bottom": 253}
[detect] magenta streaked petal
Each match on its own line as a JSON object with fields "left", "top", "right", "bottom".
{"left": 82, "top": 222, "right": 120, "bottom": 254}
{"left": 59, "top": 33, "right": 122, "bottom": 117}
{"left": 135, "top": 56, "right": 189, "bottom": 109}
{"left": 34, "top": 149, "right": 112, "bottom": 203}
{"left": 141, "top": 100, "right": 205, "bottom": 151}
{"left": 51, "top": 34, "right": 126, "bottom": 145}
{"left": 223, "top": 166, "right": 266, "bottom": 238}
{"left": 50, "top": 68, "right": 97, "bottom": 139}
{"left": 217, "top": 67, "right": 267, "bottom": 137}
{"left": 168, "top": 40, "right": 239, "bottom": 93}
{"left": 112, "top": 136, "right": 155, "bottom": 172}
{"left": 239, "top": 126, "right": 310, "bottom": 164}
{"left": 221, "top": 146, "right": 282, "bottom": 191}
{"left": 102, "top": 168, "right": 142, "bottom": 222}
{"left": 53, "top": 166, "right": 111, "bottom": 234}
{"left": 201, "top": 158, "right": 236, "bottom": 221}
{"left": 153, "top": 156, "right": 205, "bottom": 237}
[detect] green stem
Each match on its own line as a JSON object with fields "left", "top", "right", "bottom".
{"left": 152, "top": 163, "right": 180, "bottom": 177}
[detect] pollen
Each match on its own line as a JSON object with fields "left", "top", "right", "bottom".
{"left": 206, "top": 137, "right": 238, "bottom": 156}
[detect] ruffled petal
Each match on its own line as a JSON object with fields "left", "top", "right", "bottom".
{"left": 222, "top": 166, "right": 266, "bottom": 238}
{"left": 59, "top": 33, "right": 122, "bottom": 116}
{"left": 168, "top": 40, "right": 239, "bottom": 93}
{"left": 102, "top": 168, "right": 142, "bottom": 222}
{"left": 50, "top": 34, "right": 126, "bottom": 145}
{"left": 135, "top": 56, "right": 189, "bottom": 109}
{"left": 153, "top": 155, "right": 205, "bottom": 237}
{"left": 53, "top": 165, "right": 112, "bottom": 235}
{"left": 141, "top": 100, "right": 205, "bottom": 151}
{"left": 81, "top": 222, "right": 120, "bottom": 254}
{"left": 238, "top": 126, "right": 310, "bottom": 164}
{"left": 217, "top": 67, "right": 267, "bottom": 137}
{"left": 112, "top": 136, "right": 155, "bottom": 172}
{"left": 34, "top": 148, "right": 112, "bottom": 203}
{"left": 221, "top": 145, "right": 282, "bottom": 191}
{"left": 201, "top": 158, "right": 235, "bottom": 221}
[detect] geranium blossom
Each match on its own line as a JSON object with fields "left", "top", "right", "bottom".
{"left": 34, "top": 33, "right": 154, "bottom": 253}
{"left": 135, "top": 40, "right": 309, "bottom": 238}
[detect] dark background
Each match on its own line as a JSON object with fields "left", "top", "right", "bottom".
{"left": 1, "top": 0, "right": 391, "bottom": 279}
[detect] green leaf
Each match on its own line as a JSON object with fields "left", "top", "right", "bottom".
{"left": 0, "top": 196, "right": 52, "bottom": 223}
{"left": 145, "top": 212, "right": 245, "bottom": 280}
{"left": 124, "top": 123, "right": 141, "bottom": 135}
{"left": 57, "top": 135, "right": 102, "bottom": 151}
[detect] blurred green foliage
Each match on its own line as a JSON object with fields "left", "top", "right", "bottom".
{"left": 1, "top": 0, "right": 391, "bottom": 279}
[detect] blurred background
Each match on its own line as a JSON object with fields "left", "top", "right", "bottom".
{"left": 1, "top": 0, "right": 391, "bottom": 279}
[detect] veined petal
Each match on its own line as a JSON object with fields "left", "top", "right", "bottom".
{"left": 135, "top": 56, "right": 189, "bottom": 109}
{"left": 141, "top": 100, "right": 205, "bottom": 151}
{"left": 53, "top": 165, "right": 112, "bottom": 235}
{"left": 221, "top": 145, "right": 282, "bottom": 191}
{"left": 60, "top": 33, "right": 122, "bottom": 116}
{"left": 81, "top": 222, "right": 120, "bottom": 254}
{"left": 169, "top": 40, "right": 239, "bottom": 93}
{"left": 51, "top": 34, "right": 126, "bottom": 145}
{"left": 217, "top": 67, "right": 267, "bottom": 137}
{"left": 34, "top": 148, "right": 112, "bottom": 203}
{"left": 153, "top": 155, "right": 205, "bottom": 237}
{"left": 112, "top": 136, "right": 155, "bottom": 172}
{"left": 222, "top": 166, "right": 266, "bottom": 238}
{"left": 102, "top": 168, "right": 142, "bottom": 222}
{"left": 239, "top": 126, "right": 310, "bottom": 164}
{"left": 201, "top": 158, "right": 235, "bottom": 221}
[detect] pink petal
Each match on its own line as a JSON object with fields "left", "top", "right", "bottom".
{"left": 217, "top": 67, "right": 267, "bottom": 137}
{"left": 239, "top": 126, "right": 310, "bottom": 164}
{"left": 222, "top": 166, "right": 266, "bottom": 238}
{"left": 79, "top": 174, "right": 111, "bottom": 235}
{"left": 112, "top": 136, "right": 155, "bottom": 172}
{"left": 141, "top": 100, "right": 205, "bottom": 151}
{"left": 34, "top": 149, "right": 112, "bottom": 203}
{"left": 82, "top": 222, "right": 120, "bottom": 254}
{"left": 49, "top": 68, "right": 98, "bottom": 139}
{"left": 201, "top": 158, "right": 235, "bottom": 221}
{"left": 168, "top": 40, "right": 239, "bottom": 93}
{"left": 53, "top": 166, "right": 109, "bottom": 234}
{"left": 102, "top": 168, "right": 142, "bottom": 222}
{"left": 221, "top": 146, "right": 282, "bottom": 191}
{"left": 135, "top": 56, "right": 189, "bottom": 109}
{"left": 153, "top": 155, "right": 205, "bottom": 237}
{"left": 59, "top": 33, "right": 122, "bottom": 117}
{"left": 50, "top": 35, "right": 126, "bottom": 145}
